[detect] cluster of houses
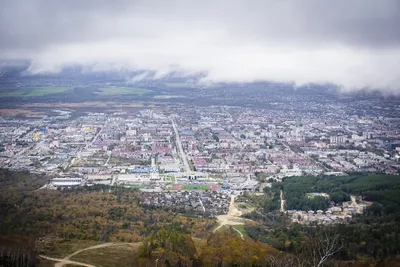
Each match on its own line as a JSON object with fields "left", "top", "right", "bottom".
{"left": 287, "top": 199, "right": 371, "bottom": 224}
{"left": 140, "top": 190, "right": 230, "bottom": 217}
{"left": 1, "top": 104, "right": 399, "bottom": 179}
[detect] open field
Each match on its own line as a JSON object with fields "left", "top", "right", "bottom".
{"left": 39, "top": 239, "right": 103, "bottom": 259}
{"left": 38, "top": 258, "right": 56, "bottom": 267}
{"left": 0, "top": 108, "right": 43, "bottom": 117}
{"left": 70, "top": 243, "right": 139, "bottom": 267}
{"left": 97, "top": 87, "right": 151, "bottom": 95}
{"left": 0, "top": 87, "right": 70, "bottom": 97}
{"left": 23, "top": 101, "right": 158, "bottom": 108}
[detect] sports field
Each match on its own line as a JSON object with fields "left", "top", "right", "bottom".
{"left": 182, "top": 184, "right": 210, "bottom": 190}
{"left": 98, "top": 87, "right": 151, "bottom": 95}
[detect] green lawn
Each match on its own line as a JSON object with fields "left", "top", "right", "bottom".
{"left": 98, "top": 87, "right": 151, "bottom": 95}
{"left": 0, "top": 87, "right": 70, "bottom": 97}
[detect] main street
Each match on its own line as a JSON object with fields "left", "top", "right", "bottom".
{"left": 171, "top": 118, "right": 191, "bottom": 173}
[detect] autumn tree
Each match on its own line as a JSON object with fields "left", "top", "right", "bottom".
{"left": 199, "top": 232, "right": 277, "bottom": 267}
{"left": 136, "top": 229, "right": 197, "bottom": 267}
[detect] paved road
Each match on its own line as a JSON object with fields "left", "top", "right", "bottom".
{"left": 282, "top": 141, "right": 328, "bottom": 171}
{"left": 104, "top": 152, "right": 112, "bottom": 166}
{"left": 85, "top": 120, "right": 107, "bottom": 150}
{"left": 11, "top": 139, "right": 43, "bottom": 163}
{"left": 171, "top": 119, "right": 191, "bottom": 173}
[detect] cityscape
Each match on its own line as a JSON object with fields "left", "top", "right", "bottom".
{"left": 1, "top": 0, "right": 400, "bottom": 266}
{"left": 1, "top": 87, "right": 399, "bottom": 226}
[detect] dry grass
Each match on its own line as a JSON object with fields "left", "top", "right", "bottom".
{"left": 70, "top": 243, "right": 140, "bottom": 267}
{"left": 42, "top": 239, "right": 103, "bottom": 258}
{"left": 38, "top": 258, "right": 56, "bottom": 267}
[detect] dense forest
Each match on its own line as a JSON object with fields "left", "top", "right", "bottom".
{"left": 1, "top": 169, "right": 400, "bottom": 266}
{"left": 264, "top": 173, "right": 400, "bottom": 213}
{"left": 243, "top": 173, "right": 400, "bottom": 261}
{"left": 0, "top": 169, "right": 214, "bottom": 266}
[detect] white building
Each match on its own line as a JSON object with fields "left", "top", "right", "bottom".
{"left": 51, "top": 177, "right": 84, "bottom": 187}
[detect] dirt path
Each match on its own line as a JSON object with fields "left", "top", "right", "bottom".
{"left": 41, "top": 242, "right": 130, "bottom": 267}
{"left": 40, "top": 255, "right": 98, "bottom": 267}
{"left": 232, "top": 228, "right": 244, "bottom": 239}
{"left": 214, "top": 194, "right": 246, "bottom": 239}
{"left": 280, "top": 190, "right": 285, "bottom": 212}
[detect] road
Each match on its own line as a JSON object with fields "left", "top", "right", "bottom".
{"left": 199, "top": 197, "right": 206, "bottom": 212}
{"left": 282, "top": 141, "right": 328, "bottom": 171}
{"left": 11, "top": 139, "right": 44, "bottom": 163}
{"left": 85, "top": 120, "right": 107, "bottom": 150}
{"left": 104, "top": 152, "right": 112, "bottom": 166}
{"left": 109, "top": 174, "right": 118, "bottom": 193}
{"left": 171, "top": 118, "right": 191, "bottom": 173}
{"left": 65, "top": 120, "right": 107, "bottom": 171}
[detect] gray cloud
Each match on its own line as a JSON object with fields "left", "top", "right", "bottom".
{"left": 1, "top": 0, "right": 400, "bottom": 92}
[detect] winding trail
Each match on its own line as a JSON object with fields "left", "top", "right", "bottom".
{"left": 40, "top": 255, "right": 97, "bottom": 267}
{"left": 40, "top": 242, "right": 130, "bottom": 267}
{"left": 233, "top": 228, "right": 244, "bottom": 239}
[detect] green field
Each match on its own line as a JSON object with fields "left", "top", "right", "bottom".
{"left": 0, "top": 87, "right": 70, "bottom": 97}
{"left": 181, "top": 184, "right": 210, "bottom": 190}
{"left": 98, "top": 87, "right": 151, "bottom": 95}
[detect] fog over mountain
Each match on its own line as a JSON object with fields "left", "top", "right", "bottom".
{"left": 1, "top": 0, "right": 400, "bottom": 93}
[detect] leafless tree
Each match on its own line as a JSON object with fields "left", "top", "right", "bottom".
{"left": 267, "top": 227, "right": 343, "bottom": 267}
{"left": 300, "top": 228, "right": 344, "bottom": 267}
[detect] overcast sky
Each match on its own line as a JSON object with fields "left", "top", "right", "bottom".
{"left": 1, "top": 0, "right": 400, "bottom": 92}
